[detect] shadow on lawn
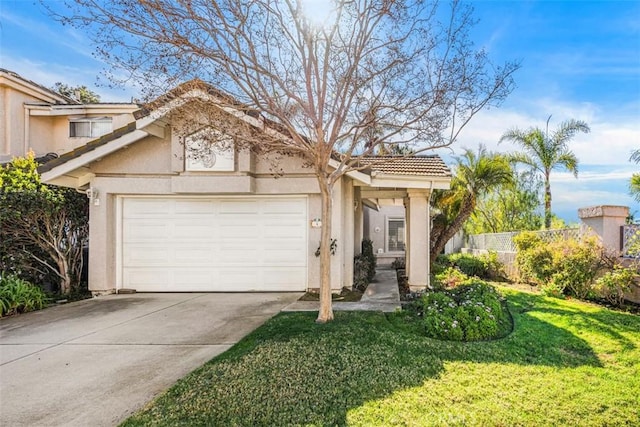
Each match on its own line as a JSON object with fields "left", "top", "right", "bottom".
{"left": 122, "top": 291, "right": 639, "bottom": 427}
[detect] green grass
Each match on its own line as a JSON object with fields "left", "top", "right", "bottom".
{"left": 123, "top": 289, "right": 640, "bottom": 426}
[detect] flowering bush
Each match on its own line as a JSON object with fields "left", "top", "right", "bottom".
{"left": 413, "top": 279, "right": 511, "bottom": 341}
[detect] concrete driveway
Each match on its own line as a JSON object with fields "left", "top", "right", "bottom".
{"left": 0, "top": 292, "right": 301, "bottom": 426}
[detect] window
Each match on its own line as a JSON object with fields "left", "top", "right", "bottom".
{"left": 69, "top": 117, "right": 112, "bottom": 138}
{"left": 387, "top": 218, "right": 405, "bottom": 252}
{"left": 185, "top": 127, "right": 235, "bottom": 172}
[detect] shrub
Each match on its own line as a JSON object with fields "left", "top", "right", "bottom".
{"left": 1, "top": 154, "right": 89, "bottom": 294}
{"left": 514, "top": 232, "right": 553, "bottom": 285}
{"left": 390, "top": 257, "right": 406, "bottom": 270}
{"left": 435, "top": 252, "right": 505, "bottom": 280}
{"left": 434, "top": 266, "right": 469, "bottom": 289}
{"left": 353, "top": 255, "right": 370, "bottom": 292}
{"left": 361, "top": 239, "right": 377, "bottom": 282}
{"left": 549, "top": 237, "right": 603, "bottom": 299}
{"left": 478, "top": 251, "right": 506, "bottom": 280}
{"left": 353, "top": 239, "right": 377, "bottom": 292}
{"left": 594, "top": 266, "right": 638, "bottom": 307}
{"left": 515, "top": 233, "right": 604, "bottom": 299}
{"left": 0, "top": 274, "right": 48, "bottom": 317}
{"left": 446, "top": 253, "right": 488, "bottom": 277}
{"left": 415, "top": 279, "right": 510, "bottom": 341}
{"left": 540, "top": 281, "right": 565, "bottom": 299}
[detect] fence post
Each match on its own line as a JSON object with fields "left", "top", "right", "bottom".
{"left": 578, "top": 205, "right": 629, "bottom": 256}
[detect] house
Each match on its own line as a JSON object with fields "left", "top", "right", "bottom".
{"left": 0, "top": 68, "right": 139, "bottom": 163}
{"left": 38, "top": 81, "right": 451, "bottom": 294}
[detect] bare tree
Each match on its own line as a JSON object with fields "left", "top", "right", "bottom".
{"left": 54, "top": 0, "right": 519, "bottom": 322}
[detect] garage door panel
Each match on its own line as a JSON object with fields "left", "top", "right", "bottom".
{"left": 217, "top": 249, "right": 260, "bottom": 265}
{"left": 219, "top": 224, "right": 259, "bottom": 239}
{"left": 123, "top": 222, "right": 171, "bottom": 242}
{"left": 124, "top": 269, "right": 170, "bottom": 289}
{"left": 121, "top": 197, "right": 307, "bottom": 292}
{"left": 124, "top": 199, "right": 172, "bottom": 216}
{"left": 123, "top": 245, "right": 172, "bottom": 265}
{"left": 173, "top": 245, "right": 215, "bottom": 264}
{"left": 219, "top": 200, "right": 260, "bottom": 214}
{"left": 173, "top": 199, "right": 215, "bottom": 214}
{"left": 173, "top": 219, "right": 216, "bottom": 239}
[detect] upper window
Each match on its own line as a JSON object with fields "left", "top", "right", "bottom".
{"left": 185, "top": 127, "right": 235, "bottom": 172}
{"left": 69, "top": 117, "right": 112, "bottom": 138}
{"left": 387, "top": 218, "right": 405, "bottom": 252}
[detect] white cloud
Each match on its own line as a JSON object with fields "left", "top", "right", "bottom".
{"left": 553, "top": 188, "right": 637, "bottom": 210}
{"left": 551, "top": 168, "right": 637, "bottom": 183}
{"left": 453, "top": 99, "right": 640, "bottom": 166}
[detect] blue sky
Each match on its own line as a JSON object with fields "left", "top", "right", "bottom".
{"left": 1, "top": 0, "right": 639, "bottom": 222}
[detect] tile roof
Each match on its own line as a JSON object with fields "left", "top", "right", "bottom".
{"left": 38, "top": 122, "right": 137, "bottom": 174}
{"left": 356, "top": 155, "right": 451, "bottom": 177}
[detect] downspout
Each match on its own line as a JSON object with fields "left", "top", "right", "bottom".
{"left": 24, "top": 105, "right": 30, "bottom": 156}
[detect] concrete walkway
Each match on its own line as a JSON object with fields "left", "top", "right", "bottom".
{"left": 282, "top": 268, "right": 401, "bottom": 313}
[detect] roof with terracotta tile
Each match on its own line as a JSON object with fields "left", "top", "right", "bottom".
{"left": 355, "top": 155, "right": 452, "bottom": 177}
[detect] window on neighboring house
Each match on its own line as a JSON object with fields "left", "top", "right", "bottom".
{"left": 69, "top": 117, "right": 112, "bottom": 138}
{"left": 387, "top": 218, "right": 405, "bottom": 252}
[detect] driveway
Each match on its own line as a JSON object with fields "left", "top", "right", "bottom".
{"left": 0, "top": 292, "right": 301, "bottom": 426}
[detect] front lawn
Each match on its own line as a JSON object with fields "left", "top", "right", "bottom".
{"left": 123, "top": 289, "right": 640, "bottom": 426}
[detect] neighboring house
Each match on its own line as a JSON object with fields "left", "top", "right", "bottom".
{"left": 38, "top": 81, "right": 451, "bottom": 294}
{"left": 0, "top": 68, "right": 139, "bottom": 163}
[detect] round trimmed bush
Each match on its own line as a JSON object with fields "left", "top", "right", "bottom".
{"left": 414, "top": 279, "right": 511, "bottom": 341}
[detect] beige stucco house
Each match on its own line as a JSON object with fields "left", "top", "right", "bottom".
{"left": 0, "top": 68, "right": 138, "bottom": 163}
{"left": 38, "top": 82, "right": 451, "bottom": 294}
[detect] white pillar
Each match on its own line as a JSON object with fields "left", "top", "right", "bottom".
{"left": 343, "top": 180, "right": 355, "bottom": 288}
{"left": 407, "top": 189, "right": 430, "bottom": 288}
{"left": 354, "top": 186, "right": 363, "bottom": 255}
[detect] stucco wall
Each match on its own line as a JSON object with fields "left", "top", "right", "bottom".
{"left": 1, "top": 86, "right": 38, "bottom": 161}
{"left": 85, "top": 129, "right": 351, "bottom": 293}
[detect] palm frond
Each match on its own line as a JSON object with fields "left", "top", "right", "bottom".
{"left": 630, "top": 173, "right": 640, "bottom": 202}
{"left": 552, "top": 119, "right": 590, "bottom": 145}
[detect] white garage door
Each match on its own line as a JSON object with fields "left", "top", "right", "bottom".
{"left": 121, "top": 197, "right": 307, "bottom": 292}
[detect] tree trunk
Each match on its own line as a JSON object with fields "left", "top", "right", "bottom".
{"left": 544, "top": 172, "right": 552, "bottom": 229}
{"left": 56, "top": 256, "right": 71, "bottom": 294}
{"left": 316, "top": 175, "right": 334, "bottom": 323}
{"left": 430, "top": 194, "right": 475, "bottom": 264}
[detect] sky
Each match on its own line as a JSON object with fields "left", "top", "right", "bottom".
{"left": 1, "top": 0, "right": 639, "bottom": 223}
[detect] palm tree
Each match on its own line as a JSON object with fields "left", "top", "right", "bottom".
{"left": 430, "top": 145, "right": 513, "bottom": 263}
{"left": 631, "top": 149, "right": 640, "bottom": 202}
{"left": 499, "top": 116, "right": 590, "bottom": 229}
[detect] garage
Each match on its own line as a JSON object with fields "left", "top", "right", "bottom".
{"left": 120, "top": 196, "right": 308, "bottom": 292}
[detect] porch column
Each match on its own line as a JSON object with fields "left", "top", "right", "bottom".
{"left": 343, "top": 180, "right": 355, "bottom": 288}
{"left": 407, "top": 189, "right": 430, "bottom": 288}
{"left": 354, "top": 186, "right": 363, "bottom": 255}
